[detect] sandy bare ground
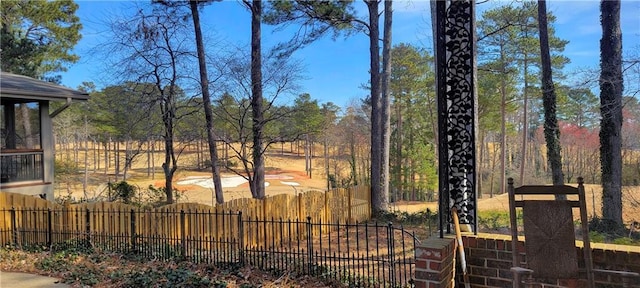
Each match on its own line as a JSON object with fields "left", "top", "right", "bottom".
{"left": 59, "top": 147, "right": 640, "bottom": 224}
{"left": 60, "top": 150, "right": 328, "bottom": 204}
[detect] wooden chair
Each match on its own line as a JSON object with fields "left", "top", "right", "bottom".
{"left": 507, "top": 177, "right": 639, "bottom": 288}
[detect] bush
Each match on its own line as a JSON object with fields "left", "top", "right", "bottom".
{"left": 109, "top": 181, "right": 137, "bottom": 204}
{"left": 588, "top": 216, "right": 627, "bottom": 238}
{"left": 477, "top": 210, "right": 518, "bottom": 231}
{"left": 120, "top": 264, "right": 213, "bottom": 288}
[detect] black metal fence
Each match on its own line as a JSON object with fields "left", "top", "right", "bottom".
{"left": 0, "top": 207, "right": 418, "bottom": 287}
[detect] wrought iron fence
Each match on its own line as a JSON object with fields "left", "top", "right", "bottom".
{"left": 0, "top": 207, "right": 417, "bottom": 287}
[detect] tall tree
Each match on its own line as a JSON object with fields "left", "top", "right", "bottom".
{"left": 244, "top": 0, "right": 266, "bottom": 199}
{"left": 364, "top": 0, "right": 384, "bottom": 213}
{"left": 477, "top": 6, "right": 518, "bottom": 195}
{"left": 211, "top": 48, "right": 303, "bottom": 197}
{"left": 599, "top": 0, "right": 624, "bottom": 227}
{"left": 389, "top": 44, "right": 437, "bottom": 201}
{"left": 188, "top": 0, "right": 225, "bottom": 204}
{"left": 0, "top": 0, "right": 81, "bottom": 79}
{"left": 264, "top": 0, "right": 388, "bottom": 212}
{"left": 379, "top": 0, "right": 392, "bottom": 209}
{"left": 538, "top": 0, "right": 564, "bottom": 189}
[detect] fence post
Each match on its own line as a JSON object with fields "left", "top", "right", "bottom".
{"left": 323, "top": 191, "right": 329, "bottom": 224}
{"left": 297, "top": 194, "right": 303, "bottom": 221}
{"left": 180, "top": 209, "right": 186, "bottom": 259}
{"left": 11, "top": 207, "right": 17, "bottom": 246}
{"left": 130, "top": 209, "right": 136, "bottom": 252}
{"left": 238, "top": 211, "right": 244, "bottom": 265}
{"left": 47, "top": 208, "right": 53, "bottom": 249}
{"left": 306, "top": 216, "right": 313, "bottom": 275}
{"left": 387, "top": 222, "right": 396, "bottom": 287}
{"left": 348, "top": 188, "right": 352, "bottom": 224}
{"left": 85, "top": 208, "right": 91, "bottom": 245}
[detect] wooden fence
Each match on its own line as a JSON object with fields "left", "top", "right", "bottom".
{"left": 0, "top": 186, "right": 371, "bottom": 249}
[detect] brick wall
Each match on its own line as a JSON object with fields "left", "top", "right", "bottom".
{"left": 415, "top": 237, "right": 456, "bottom": 288}
{"left": 414, "top": 233, "right": 640, "bottom": 288}
{"left": 460, "top": 233, "right": 640, "bottom": 288}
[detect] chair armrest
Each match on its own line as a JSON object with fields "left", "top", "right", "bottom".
{"left": 511, "top": 267, "right": 534, "bottom": 275}
{"left": 593, "top": 268, "right": 640, "bottom": 278}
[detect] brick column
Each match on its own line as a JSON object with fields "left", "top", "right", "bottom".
{"left": 415, "top": 237, "right": 456, "bottom": 288}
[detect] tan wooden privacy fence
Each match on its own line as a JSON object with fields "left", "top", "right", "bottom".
{"left": 0, "top": 186, "right": 371, "bottom": 249}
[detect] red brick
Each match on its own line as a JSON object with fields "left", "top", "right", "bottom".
{"left": 487, "top": 277, "right": 513, "bottom": 287}
{"left": 489, "top": 257, "right": 512, "bottom": 267}
{"left": 496, "top": 239, "right": 506, "bottom": 251}
{"left": 416, "top": 259, "right": 428, "bottom": 269}
{"left": 430, "top": 259, "right": 445, "bottom": 271}
{"left": 498, "top": 250, "right": 513, "bottom": 261}
{"left": 466, "top": 236, "right": 477, "bottom": 248}
{"left": 416, "top": 239, "right": 455, "bottom": 261}
{"left": 470, "top": 266, "right": 498, "bottom": 277}
{"left": 470, "top": 248, "right": 498, "bottom": 260}
{"left": 592, "top": 248, "right": 607, "bottom": 263}
{"left": 468, "top": 275, "right": 486, "bottom": 286}
{"left": 414, "top": 280, "right": 427, "bottom": 288}
{"left": 477, "top": 238, "right": 487, "bottom": 249}
{"left": 486, "top": 239, "right": 497, "bottom": 250}
{"left": 558, "top": 278, "right": 584, "bottom": 288}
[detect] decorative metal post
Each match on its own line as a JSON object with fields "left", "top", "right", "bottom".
{"left": 436, "top": 0, "right": 477, "bottom": 237}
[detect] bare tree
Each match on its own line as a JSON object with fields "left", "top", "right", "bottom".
{"left": 212, "top": 49, "right": 304, "bottom": 199}
{"left": 106, "top": 4, "right": 199, "bottom": 203}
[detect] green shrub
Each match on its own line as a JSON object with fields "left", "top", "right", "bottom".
{"left": 589, "top": 231, "right": 606, "bottom": 243}
{"left": 109, "top": 181, "right": 137, "bottom": 204}
{"left": 588, "top": 216, "right": 627, "bottom": 238}
{"left": 477, "top": 210, "right": 519, "bottom": 231}
{"left": 612, "top": 237, "right": 639, "bottom": 246}
{"left": 120, "top": 264, "right": 213, "bottom": 288}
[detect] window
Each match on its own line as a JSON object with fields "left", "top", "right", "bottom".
{"left": 1, "top": 101, "right": 43, "bottom": 183}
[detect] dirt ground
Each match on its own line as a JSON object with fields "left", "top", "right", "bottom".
{"left": 59, "top": 148, "right": 640, "bottom": 224}
{"left": 61, "top": 150, "right": 328, "bottom": 204}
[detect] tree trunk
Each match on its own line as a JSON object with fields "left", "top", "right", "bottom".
{"left": 250, "top": 0, "right": 265, "bottom": 199}
{"left": 538, "top": 1, "right": 565, "bottom": 192}
{"left": 20, "top": 104, "right": 33, "bottom": 148}
{"left": 380, "top": 0, "right": 392, "bottom": 209}
{"left": 395, "top": 92, "right": 403, "bottom": 201}
{"left": 190, "top": 0, "right": 225, "bottom": 204}
{"left": 599, "top": 0, "right": 623, "bottom": 226}
{"left": 499, "top": 45, "right": 507, "bottom": 195}
{"left": 365, "top": 0, "right": 384, "bottom": 214}
{"left": 519, "top": 55, "right": 529, "bottom": 186}
{"left": 147, "top": 138, "right": 151, "bottom": 177}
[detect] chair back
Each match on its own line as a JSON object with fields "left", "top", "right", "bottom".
{"left": 507, "top": 177, "right": 594, "bottom": 285}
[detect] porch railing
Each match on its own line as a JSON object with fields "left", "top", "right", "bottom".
{"left": 0, "top": 150, "right": 44, "bottom": 183}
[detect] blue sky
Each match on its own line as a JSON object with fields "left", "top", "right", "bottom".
{"left": 60, "top": 0, "right": 640, "bottom": 108}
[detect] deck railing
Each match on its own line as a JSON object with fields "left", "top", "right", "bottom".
{"left": 0, "top": 150, "right": 44, "bottom": 183}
